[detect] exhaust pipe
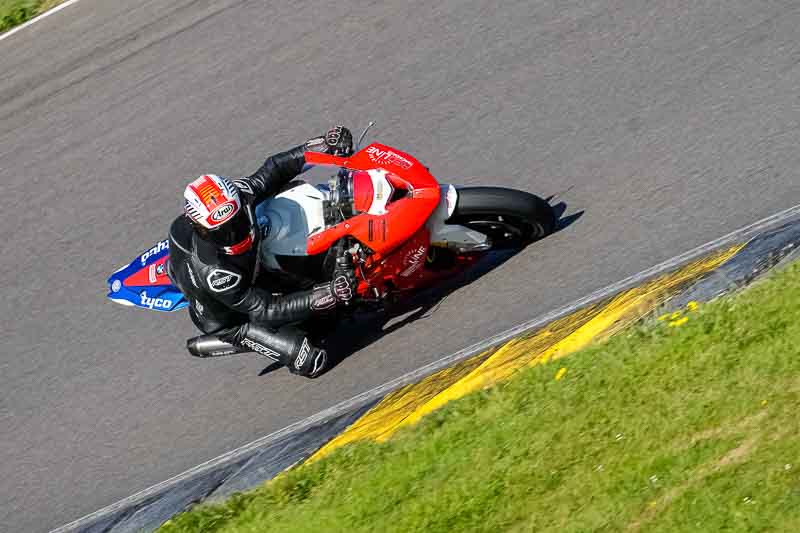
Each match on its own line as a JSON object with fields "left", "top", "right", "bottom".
{"left": 186, "top": 335, "right": 250, "bottom": 358}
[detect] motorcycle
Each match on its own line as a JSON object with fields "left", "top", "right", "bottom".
{"left": 107, "top": 127, "right": 555, "bottom": 357}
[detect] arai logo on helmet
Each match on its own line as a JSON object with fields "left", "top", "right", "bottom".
{"left": 210, "top": 202, "right": 237, "bottom": 224}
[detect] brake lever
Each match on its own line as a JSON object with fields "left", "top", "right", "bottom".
{"left": 355, "top": 121, "right": 375, "bottom": 151}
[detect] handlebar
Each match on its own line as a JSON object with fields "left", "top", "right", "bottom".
{"left": 324, "top": 169, "right": 355, "bottom": 226}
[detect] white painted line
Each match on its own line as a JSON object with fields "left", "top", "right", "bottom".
{"left": 51, "top": 202, "right": 800, "bottom": 533}
{"left": 0, "top": 0, "right": 82, "bottom": 42}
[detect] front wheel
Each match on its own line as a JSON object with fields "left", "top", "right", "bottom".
{"left": 446, "top": 186, "right": 556, "bottom": 249}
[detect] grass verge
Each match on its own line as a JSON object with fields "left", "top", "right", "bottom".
{"left": 0, "top": 0, "right": 64, "bottom": 33}
{"left": 161, "top": 261, "right": 800, "bottom": 532}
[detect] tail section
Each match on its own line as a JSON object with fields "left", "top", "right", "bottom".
{"left": 107, "top": 239, "right": 188, "bottom": 312}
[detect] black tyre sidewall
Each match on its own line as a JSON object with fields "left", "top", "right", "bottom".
{"left": 447, "top": 186, "right": 556, "bottom": 240}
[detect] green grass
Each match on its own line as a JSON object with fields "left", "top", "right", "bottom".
{"left": 161, "top": 261, "right": 800, "bottom": 533}
{"left": 0, "top": 0, "right": 64, "bottom": 33}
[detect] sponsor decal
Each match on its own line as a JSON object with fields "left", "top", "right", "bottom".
{"left": 241, "top": 338, "right": 279, "bottom": 360}
{"left": 294, "top": 338, "right": 311, "bottom": 370}
{"left": 207, "top": 269, "right": 242, "bottom": 292}
{"left": 400, "top": 245, "right": 427, "bottom": 277}
{"left": 311, "top": 292, "right": 336, "bottom": 311}
{"left": 156, "top": 263, "right": 165, "bottom": 275}
{"left": 194, "top": 300, "right": 204, "bottom": 315}
{"left": 210, "top": 201, "right": 237, "bottom": 224}
{"left": 140, "top": 291, "right": 172, "bottom": 310}
{"left": 140, "top": 240, "right": 169, "bottom": 266}
{"left": 210, "top": 349, "right": 238, "bottom": 356}
{"left": 148, "top": 264, "right": 157, "bottom": 283}
{"left": 366, "top": 146, "right": 413, "bottom": 170}
{"left": 111, "top": 279, "right": 122, "bottom": 293}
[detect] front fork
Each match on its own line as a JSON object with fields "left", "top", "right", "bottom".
{"left": 427, "top": 185, "right": 492, "bottom": 253}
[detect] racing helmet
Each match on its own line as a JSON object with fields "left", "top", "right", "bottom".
{"left": 183, "top": 174, "right": 254, "bottom": 255}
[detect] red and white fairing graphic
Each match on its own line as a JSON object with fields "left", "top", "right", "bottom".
{"left": 107, "top": 239, "right": 189, "bottom": 312}
{"left": 304, "top": 143, "right": 441, "bottom": 257}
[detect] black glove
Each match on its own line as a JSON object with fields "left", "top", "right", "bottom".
{"left": 305, "top": 125, "right": 353, "bottom": 156}
{"left": 309, "top": 269, "right": 357, "bottom": 311}
{"left": 310, "top": 282, "right": 337, "bottom": 311}
{"left": 332, "top": 269, "right": 356, "bottom": 304}
{"left": 333, "top": 242, "right": 357, "bottom": 305}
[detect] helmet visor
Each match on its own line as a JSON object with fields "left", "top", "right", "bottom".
{"left": 205, "top": 208, "right": 251, "bottom": 247}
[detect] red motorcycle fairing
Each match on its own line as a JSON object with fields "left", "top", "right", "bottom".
{"left": 362, "top": 227, "right": 431, "bottom": 293}
{"left": 351, "top": 170, "right": 376, "bottom": 213}
{"left": 304, "top": 143, "right": 490, "bottom": 301}
{"left": 304, "top": 143, "right": 441, "bottom": 258}
{"left": 360, "top": 226, "right": 485, "bottom": 297}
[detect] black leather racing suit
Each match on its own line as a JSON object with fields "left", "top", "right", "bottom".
{"left": 167, "top": 144, "right": 336, "bottom": 376}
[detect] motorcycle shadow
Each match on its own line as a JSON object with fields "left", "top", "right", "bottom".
{"left": 551, "top": 201, "right": 584, "bottom": 232}
{"left": 319, "top": 201, "right": 583, "bottom": 373}
{"left": 257, "top": 258, "right": 512, "bottom": 377}
{"left": 256, "top": 201, "right": 583, "bottom": 377}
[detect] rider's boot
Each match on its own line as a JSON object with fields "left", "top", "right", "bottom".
{"left": 187, "top": 324, "right": 328, "bottom": 378}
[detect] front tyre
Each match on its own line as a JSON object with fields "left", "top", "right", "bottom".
{"left": 446, "top": 186, "right": 555, "bottom": 248}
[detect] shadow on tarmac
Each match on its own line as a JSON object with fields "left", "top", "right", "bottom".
{"left": 258, "top": 201, "right": 585, "bottom": 376}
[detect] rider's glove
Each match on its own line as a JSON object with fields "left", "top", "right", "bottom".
{"left": 332, "top": 268, "right": 357, "bottom": 304}
{"left": 310, "top": 283, "right": 337, "bottom": 311}
{"left": 305, "top": 125, "right": 353, "bottom": 157}
{"left": 309, "top": 270, "right": 357, "bottom": 311}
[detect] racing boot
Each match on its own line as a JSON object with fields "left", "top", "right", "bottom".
{"left": 193, "top": 323, "right": 328, "bottom": 378}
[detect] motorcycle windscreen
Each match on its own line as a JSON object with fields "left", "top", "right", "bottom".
{"left": 106, "top": 239, "right": 188, "bottom": 312}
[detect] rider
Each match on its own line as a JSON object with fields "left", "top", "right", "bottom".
{"left": 167, "top": 126, "right": 356, "bottom": 378}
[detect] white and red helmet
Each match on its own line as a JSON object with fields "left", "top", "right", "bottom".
{"left": 183, "top": 174, "right": 254, "bottom": 255}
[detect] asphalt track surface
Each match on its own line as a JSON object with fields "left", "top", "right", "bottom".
{"left": 2, "top": 1, "right": 800, "bottom": 531}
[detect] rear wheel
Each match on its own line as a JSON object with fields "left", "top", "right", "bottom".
{"left": 446, "top": 186, "right": 556, "bottom": 249}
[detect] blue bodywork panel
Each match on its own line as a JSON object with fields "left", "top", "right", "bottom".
{"left": 107, "top": 239, "right": 188, "bottom": 312}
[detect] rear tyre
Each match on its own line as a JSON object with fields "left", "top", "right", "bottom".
{"left": 446, "top": 186, "right": 555, "bottom": 249}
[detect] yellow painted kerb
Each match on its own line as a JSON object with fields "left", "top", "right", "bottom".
{"left": 309, "top": 244, "right": 743, "bottom": 461}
